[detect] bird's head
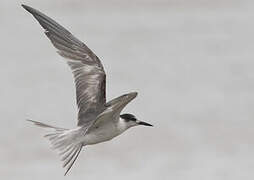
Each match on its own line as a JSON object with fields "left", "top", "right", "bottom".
{"left": 120, "top": 113, "right": 153, "bottom": 128}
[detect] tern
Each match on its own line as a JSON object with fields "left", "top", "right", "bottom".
{"left": 22, "top": 4, "right": 153, "bottom": 175}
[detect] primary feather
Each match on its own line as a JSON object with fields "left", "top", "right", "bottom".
{"left": 22, "top": 4, "right": 106, "bottom": 127}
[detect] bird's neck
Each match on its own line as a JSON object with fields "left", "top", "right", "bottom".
{"left": 117, "top": 117, "right": 129, "bottom": 133}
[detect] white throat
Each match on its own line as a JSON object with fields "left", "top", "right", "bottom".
{"left": 117, "top": 117, "right": 129, "bottom": 133}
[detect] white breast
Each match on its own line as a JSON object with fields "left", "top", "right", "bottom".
{"left": 83, "top": 117, "right": 128, "bottom": 145}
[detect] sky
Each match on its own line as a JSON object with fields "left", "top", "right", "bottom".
{"left": 1, "top": 0, "right": 254, "bottom": 179}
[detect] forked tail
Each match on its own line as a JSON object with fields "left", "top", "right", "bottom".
{"left": 27, "top": 119, "right": 83, "bottom": 175}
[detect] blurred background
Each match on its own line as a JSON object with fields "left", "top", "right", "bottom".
{"left": 1, "top": 0, "right": 254, "bottom": 179}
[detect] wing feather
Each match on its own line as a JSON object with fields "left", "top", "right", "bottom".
{"left": 22, "top": 5, "right": 106, "bottom": 126}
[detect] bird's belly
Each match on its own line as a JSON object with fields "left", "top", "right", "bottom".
{"left": 83, "top": 123, "right": 120, "bottom": 145}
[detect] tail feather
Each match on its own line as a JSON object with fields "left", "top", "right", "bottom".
{"left": 63, "top": 146, "right": 79, "bottom": 167}
{"left": 27, "top": 119, "right": 67, "bottom": 130}
{"left": 27, "top": 119, "right": 83, "bottom": 175}
{"left": 64, "top": 145, "right": 82, "bottom": 176}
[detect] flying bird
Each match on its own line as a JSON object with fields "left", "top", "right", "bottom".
{"left": 22, "top": 4, "right": 153, "bottom": 175}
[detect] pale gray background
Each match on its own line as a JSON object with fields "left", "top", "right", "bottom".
{"left": 1, "top": 0, "right": 254, "bottom": 179}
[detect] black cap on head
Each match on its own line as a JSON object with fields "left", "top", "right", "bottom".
{"left": 120, "top": 114, "right": 137, "bottom": 121}
{"left": 120, "top": 113, "right": 153, "bottom": 127}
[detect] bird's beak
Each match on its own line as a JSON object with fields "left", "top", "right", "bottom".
{"left": 137, "top": 121, "right": 153, "bottom": 127}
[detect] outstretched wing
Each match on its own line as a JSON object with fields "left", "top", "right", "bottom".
{"left": 90, "top": 92, "right": 138, "bottom": 130}
{"left": 22, "top": 5, "right": 106, "bottom": 126}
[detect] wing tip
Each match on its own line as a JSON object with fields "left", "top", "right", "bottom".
{"left": 22, "top": 4, "right": 44, "bottom": 19}
{"left": 21, "top": 4, "right": 33, "bottom": 13}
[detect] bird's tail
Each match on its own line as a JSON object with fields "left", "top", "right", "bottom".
{"left": 27, "top": 119, "right": 83, "bottom": 175}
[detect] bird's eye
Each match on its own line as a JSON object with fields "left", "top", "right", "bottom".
{"left": 129, "top": 117, "right": 136, "bottom": 121}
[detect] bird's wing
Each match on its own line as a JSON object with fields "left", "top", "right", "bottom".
{"left": 89, "top": 92, "right": 137, "bottom": 129}
{"left": 22, "top": 5, "right": 106, "bottom": 127}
